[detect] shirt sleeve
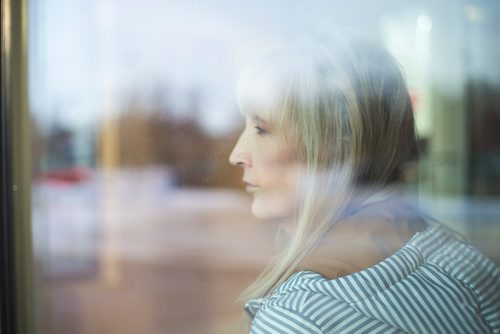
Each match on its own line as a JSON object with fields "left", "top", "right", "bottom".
{"left": 250, "top": 304, "right": 323, "bottom": 334}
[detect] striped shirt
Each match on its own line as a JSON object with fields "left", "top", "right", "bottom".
{"left": 245, "top": 224, "right": 500, "bottom": 333}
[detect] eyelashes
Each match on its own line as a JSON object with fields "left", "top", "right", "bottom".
{"left": 255, "top": 126, "right": 268, "bottom": 136}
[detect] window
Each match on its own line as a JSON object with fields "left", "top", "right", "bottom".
{"left": 2, "top": 0, "right": 499, "bottom": 333}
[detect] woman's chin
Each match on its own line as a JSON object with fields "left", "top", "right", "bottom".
{"left": 250, "top": 196, "right": 293, "bottom": 220}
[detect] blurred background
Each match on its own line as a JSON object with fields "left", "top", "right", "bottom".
{"left": 2, "top": 0, "right": 499, "bottom": 333}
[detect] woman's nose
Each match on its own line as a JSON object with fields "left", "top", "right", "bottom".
{"left": 229, "top": 136, "right": 252, "bottom": 167}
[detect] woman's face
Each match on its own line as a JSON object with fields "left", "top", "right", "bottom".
{"left": 229, "top": 111, "right": 300, "bottom": 220}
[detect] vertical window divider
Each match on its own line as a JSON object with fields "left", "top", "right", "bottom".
{"left": 1, "top": 0, "right": 35, "bottom": 333}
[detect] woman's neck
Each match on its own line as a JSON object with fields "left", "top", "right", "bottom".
{"left": 298, "top": 197, "right": 427, "bottom": 280}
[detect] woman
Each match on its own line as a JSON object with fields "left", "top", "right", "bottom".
{"left": 229, "top": 34, "right": 500, "bottom": 333}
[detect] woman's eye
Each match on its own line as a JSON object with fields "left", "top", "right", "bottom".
{"left": 255, "top": 126, "right": 267, "bottom": 136}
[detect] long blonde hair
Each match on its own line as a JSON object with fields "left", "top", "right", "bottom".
{"left": 237, "top": 34, "right": 419, "bottom": 303}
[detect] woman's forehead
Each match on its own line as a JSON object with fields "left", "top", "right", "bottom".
{"left": 237, "top": 58, "right": 295, "bottom": 119}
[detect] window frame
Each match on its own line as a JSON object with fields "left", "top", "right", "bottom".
{"left": 1, "top": 0, "right": 35, "bottom": 333}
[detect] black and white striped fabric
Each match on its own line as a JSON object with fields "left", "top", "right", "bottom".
{"left": 245, "top": 225, "right": 500, "bottom": 333}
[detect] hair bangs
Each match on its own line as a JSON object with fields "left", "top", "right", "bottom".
{"left": 236, "top": 51, "right": 306, "bottom": 135}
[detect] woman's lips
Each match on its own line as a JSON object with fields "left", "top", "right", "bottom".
{"left": 244, "top": 181, "right": 258, "bottom": 192}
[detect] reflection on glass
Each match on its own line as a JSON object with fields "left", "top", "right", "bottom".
{"left": 28, "top": 0, "right": 500, "bottom": 333}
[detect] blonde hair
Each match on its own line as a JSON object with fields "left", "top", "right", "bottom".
{"left": 237, "top": 34, "right": 418, "bottom": 304}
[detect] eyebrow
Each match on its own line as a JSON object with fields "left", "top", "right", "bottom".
{"left": 249, "top": 113, "right": 270, "bottom": 124}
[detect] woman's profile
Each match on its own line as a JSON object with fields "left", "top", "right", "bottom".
{"left": 229, "top": 34, "right": 500, "bottom": 333}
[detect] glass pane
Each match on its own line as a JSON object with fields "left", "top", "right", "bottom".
{"left": 28, "top": 1, "right": 500, "bottom": 333}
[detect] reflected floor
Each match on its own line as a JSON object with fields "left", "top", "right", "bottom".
{"left": 32, "top": 169, "right": 500, "bottom": 333}
{"left": 34, "top": 172, "right": 275, "bottom": 334}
